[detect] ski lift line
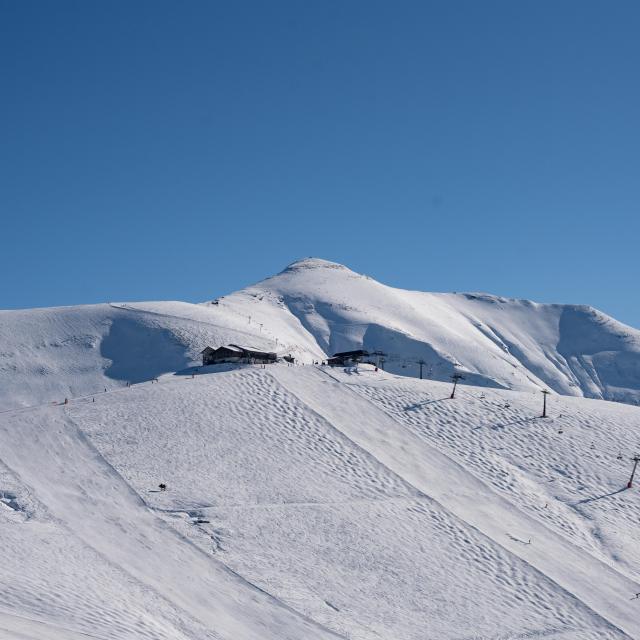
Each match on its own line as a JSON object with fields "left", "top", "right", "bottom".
{"left": 0, "top": 378, "right": 152, "bottom": 417}
{"left": 110, "top": 304, "right": 431, "bottom": 365}
{"left": 358, "top": 352, "right": 451, "bottom": 367}
{"left": 111, "top": 305, "right": 455, "bottom": 368}
{"left": 108, "top": 303, "right": 282, "bottom": 349}
{"left": 1, "top": 355, "right": 316, "bottom": 419}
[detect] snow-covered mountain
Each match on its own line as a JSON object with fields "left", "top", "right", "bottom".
{"left": 2, "top": 257, "right": 639, "bottom": 409}
{"left": 3, "top": 261, "right": 640, "bottom": 639}
{"left": 222, "top": 258, "right": 640, "bottom": 403}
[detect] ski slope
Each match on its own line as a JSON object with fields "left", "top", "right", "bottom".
{"left": 223, "top": 258, "right": 640, "bottom": 403}
{"left": 2, "top": 362, "right": 640, "bottom": 639}
{"left": 2, "top": 259, "right": 640, "bottom": 638}
{"left": 1, "top": 258, "right": 640, "bottom": 411}
{"left": 0, "top": 299, "right": 323, "bottom": 410}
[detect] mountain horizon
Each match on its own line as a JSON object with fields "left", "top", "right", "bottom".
{"left": 1, "top": 257, "right": 640, "bottom": 409}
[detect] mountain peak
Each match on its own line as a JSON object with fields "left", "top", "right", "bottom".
{"left": 280, "top": 257, "right": 351, "bottom": 273}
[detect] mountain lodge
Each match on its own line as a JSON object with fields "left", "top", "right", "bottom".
{"left": 201, "top": 344, "right": 278, "bottom": 366}
{"left": 327, "top": 349, "right": 369, "bottom": 366}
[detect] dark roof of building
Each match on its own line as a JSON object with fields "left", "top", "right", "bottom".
{"left": 201, "top": 345, "right": 243, "bottom": 354}
{"left": 224, "top": 344, "right": 246, "bottom": 353}
{"left": 202, "top": 344, "right": 277, "bottom": 358}
{"left": 229, "top": 344, "right": 274, "bottom": 354}
{"left": 331, "top": 349, "right": 369, "bottom": 358}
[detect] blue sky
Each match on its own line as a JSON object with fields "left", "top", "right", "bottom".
{"left": 2, "top": 1, "right": 639, "bottom": 327}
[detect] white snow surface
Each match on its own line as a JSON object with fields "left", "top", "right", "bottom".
{"left": 2, "top": 258, "right": 640, "bottom": 411}
{"left": 2, "top": 258, "right": 640, "bottom": 638}
{"left": 1, "top": 363, "right": 640, "bottom": 638}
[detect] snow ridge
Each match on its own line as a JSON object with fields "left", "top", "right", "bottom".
{"left": 1, "top": 258, "right": 639, "bottom": 411}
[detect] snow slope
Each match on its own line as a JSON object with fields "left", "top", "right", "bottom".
{"left": 2, "top": 363, "right": 640, "bottom": 639}
{"left": 3, "top": 259, "right": 640, "bottom": 638}
{"left": 223, "top": 258, "right": 640, "bottom": 403}
{"left": 0, "top": 299, "right": 323, "bottom": 410}
{"left": 2, "top": 257, "right": 639, "bottom": 410}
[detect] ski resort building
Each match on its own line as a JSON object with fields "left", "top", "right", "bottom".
{"left": 201, "top": 344, "right": 278, "bottom": 366}
{"left": 327, "top": 349, "right": 369, "bottom": 366}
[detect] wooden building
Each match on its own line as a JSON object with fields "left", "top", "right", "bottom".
{"left": 327, "top": 349, "right": 369, "bottom": 366}
{"left": 201, "top": 344, "right": 277, "bottom": 366}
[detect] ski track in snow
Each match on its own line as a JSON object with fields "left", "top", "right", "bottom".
{"left": 269, "top": 366, "right": 640, "bottom": 637}
{"left": 346, "top": 371, "right": 640, "bottom": 581}
{"left": 0, "top": 365, "right": 629, "bottom": 638}
{"left": 3, "top": 259, "right": 640, "bottom": 638}
{"left": 0, "top": 396, "right": 343, "bottom": 640}
{"left": 0, "top": 448, "right": 219, "bottom": 640}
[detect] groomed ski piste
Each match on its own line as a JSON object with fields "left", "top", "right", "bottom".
{"left": 2, "top": 258, "right": 640, "bottom": 639}
{"left": 2, "top": 361, "right": 640, "bottom": 639}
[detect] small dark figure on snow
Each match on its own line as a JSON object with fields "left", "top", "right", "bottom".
{"left": 159, "top": 483, "right": 167, "bottom": 491}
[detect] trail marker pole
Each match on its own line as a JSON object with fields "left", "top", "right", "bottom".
{"left": 450, "top": 373, "right": 464, "bottom": 399}
{"left": 541, "top": 389, "right": 550, "bottom": 418}
{"left": 628, "top": 455, "right": 640, "bottom": 489}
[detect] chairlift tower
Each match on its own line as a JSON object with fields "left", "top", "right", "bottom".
{"left": 450, "top": 372, "right": 464, "bottom": 399}
{"left": 628, "top": 455, "right": 640, "bottom": 489}
{"left": 417, "top": 359, "right": 426, "bottom": 380}
{"left": 541, "top": 389, "right": 550, "bottom": 418}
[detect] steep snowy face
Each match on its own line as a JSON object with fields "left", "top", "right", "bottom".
{"left": 220, "top": 258, "right": 640, "bottom": 404}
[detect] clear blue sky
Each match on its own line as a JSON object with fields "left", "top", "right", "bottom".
{"left": 2, "top": 1, "right": 639, "bottom": 327}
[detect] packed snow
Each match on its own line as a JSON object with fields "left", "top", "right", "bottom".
{"left": 2, "top": 259, "right": 640, "bottom": 639}
{"left": 2, "top": 363, "right": 640, "bottom": 638}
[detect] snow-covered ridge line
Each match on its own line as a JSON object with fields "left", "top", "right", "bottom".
{"left": 1, "top": 257, "right": 639, "bottom": 409}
